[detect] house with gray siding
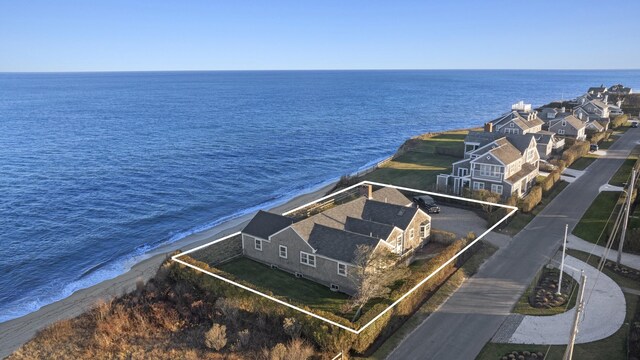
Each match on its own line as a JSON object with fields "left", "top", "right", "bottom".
{"left": 487, "top": 101, "right": 545, "bottom": 135}
{"left": 240, "top": 187, "right": 431, "bottom": 294}
{"left": 437, "top": 134, "right": 540, "bottom": 199}
{"left": 545, "top": 115, "right": 587, "bottom": 140}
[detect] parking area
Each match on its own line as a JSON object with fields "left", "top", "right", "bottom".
{"left": 430, "top": 204, "right": 512, "bottom": 248}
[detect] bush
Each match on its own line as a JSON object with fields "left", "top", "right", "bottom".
{"left": 283, "top": 317, "right": 302, "bottom": 339}
{"left": 519, "top": 186, "right": 542, "bottom": 213}
{"left": 611, "top": 114, "right": 629, "bottom": 129}
{"left": 540, "top": 170, "right": 561, "bottom": 193}
{"left": 429, "top": 229, "right": 457, "bottom": 245}
{"left": 204, "top": 323, "right": 227, "bottom": 351}
{"left": 549, "top": 159, "right": 566, "bottom": 172}
{"left": 561, "top": 141, "right": 590, "bottom": 167}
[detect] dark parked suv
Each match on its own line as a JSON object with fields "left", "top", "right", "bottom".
{"left": 413, "top": 195, "right": 440, "bottom": 214}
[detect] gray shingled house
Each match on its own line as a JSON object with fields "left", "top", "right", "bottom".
{"left": 240, "top": 187, "right": 431, "bottom": 294}
{"left": 437, "top": 133, "right": 540, "bottom": 199}
{"left": 545, "top": 115, "right": 587, "bottom": 140}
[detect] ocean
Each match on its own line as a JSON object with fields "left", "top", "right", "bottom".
{"left": 1, "top": 70, "right": 639, "bottom": 322}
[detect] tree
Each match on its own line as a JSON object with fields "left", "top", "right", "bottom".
{"left": 349, "top": 245, "right": 408, "bottom": 322}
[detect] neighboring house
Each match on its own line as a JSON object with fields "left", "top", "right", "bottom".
{"left": 240, "top": 186, "right": 431, "bottom": 294}
{"left": 531, "top": 130, "right": 564, "bottom": 159}
{"left": 608, "top": 84, "right": 633, "bottom": 96}
{"left": 546, "top": 115, "right": 587, "bottom": 140}
{"left": 587, "top": 86, "right": 607, "bottom": 97}
{"left": 437, "top": 134, "right": 540, "bottom": 199}
{"left": 487, "top": 102, "right": 544, "bottom": 135}
{"left": 585, "top": 120, "right": 605, "bottom": 134}
{"left": 574, "top": 97, "right": 611, "bottom": 118}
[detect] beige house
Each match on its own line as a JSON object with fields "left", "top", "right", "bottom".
{"left": 240, "top": 187, "right": 431, "bottom": 294}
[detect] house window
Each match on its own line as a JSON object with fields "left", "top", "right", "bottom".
{"left": 526, "top": 149, "right": 534, "bottom": 162}
{"left": 473, "top": 182, "right": 485, "bottom": 191}
{"left": 509, "top": 123, "right": 514, "bottom": 127}
{"left": 477, "top": 164, "right": 502, "bottom": 177}
{"left": 300, "top": 252, "right": 316, "bottom": 267}
{"left": 491, "top": 184, "right": 503, "bottom": 195}
{"left": 337, "top": 263, "right": 347, "bottom": 277}
{"left": 558, "top": 129, "right": 565, "bottom": 135}
{"left": 396, "top": 234, "right": 403, "bottom": 253}
{"left": 458, "top": 168, "right": 468, "bottom": 177}
{"left": 330, "top": 284, "right": 339, "bottom": 291}
{"left": 420, "top": 223, "right": 431, "bottom": 238}
{"left": 562, "top": 121, "right": 566, "bottom": 127}
{"left": 409, "top": 229, "right": 415, "bottom": 240}
{"left": 279, "top": 245, "right": 287, "bottom": 259}
{"left": 254, "top": 239, "right": 262, "bottom": 251}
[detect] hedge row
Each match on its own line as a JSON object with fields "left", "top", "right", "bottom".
{"left": 611, "top": 114, "right": 629, "bottom": 129}
{"left": 518, "top": 185, "right": 542, "bottom": 213}
{"left": 539, "top": 170, "right": 561, "bottom": 193}
{"left": 589, "top": 130, "right": 612, "bottom": 145}
{"left": 561, "top": 141, "right": 590, "bottom": 167}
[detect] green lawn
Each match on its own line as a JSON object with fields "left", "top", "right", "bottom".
{"left": 599, "top": 136, "right": 617, "bottom": 150}
{"left": 572, "top": 191, "right": 623, "bottom": 244}
{"left": 476, "top": 292, "right": 639, "bottom": 360}
{"left": 569, "top": 154, "right": 598, "bottom": 170}
{"left": 513, "top": 268, "right": 578, "bottom": 316}
{"left": 566, "top": 249, "right": 640, "bottom": 291}
{"left": 362, "top": 130, "right": 470, "bottom": 191}
{"left": 218, "top": 257, "right": 350, "bottom": 314}
{"left": 610, "top": 158, "right": 637, "bottom": 187}
{"left": 502, "top": 181, "right": 569, "bottom": 236}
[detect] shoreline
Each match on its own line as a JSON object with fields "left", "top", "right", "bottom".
{"left": 0, "top": 181, "right": 338, "bottom": 358}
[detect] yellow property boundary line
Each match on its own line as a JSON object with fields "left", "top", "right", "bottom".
{"left": 172, "top": 181, "right": 517, "bottom": 334}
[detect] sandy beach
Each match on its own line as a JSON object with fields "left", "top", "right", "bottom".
{"left": 0, "top": 181, "right": 337, "bottom": 358}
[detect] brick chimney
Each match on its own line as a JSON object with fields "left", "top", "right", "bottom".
{"left": 484, "top": 122, "right": 494, "bottom": 132}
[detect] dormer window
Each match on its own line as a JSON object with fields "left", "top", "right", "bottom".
{"left": 562, "top": 121, "right": 566, "bottom": 127}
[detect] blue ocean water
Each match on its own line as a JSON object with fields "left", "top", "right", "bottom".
{"left": 1, "top": 70, "right": 639, "bottom": 322}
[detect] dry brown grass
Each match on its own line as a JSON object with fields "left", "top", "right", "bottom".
{"left": 7, "top": 262, "right": 323, "bottom": 360}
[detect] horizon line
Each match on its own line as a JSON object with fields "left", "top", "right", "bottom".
{"left": 2, "top": 68, "right": 640, "bottom": 74}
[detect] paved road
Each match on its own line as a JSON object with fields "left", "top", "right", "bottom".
{"left": 388, "top": 129, "right": 640, "bottom": 360}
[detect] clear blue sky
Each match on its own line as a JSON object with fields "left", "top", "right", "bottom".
{"left": 2, "top": 0, "right": 639, "bottom": 72}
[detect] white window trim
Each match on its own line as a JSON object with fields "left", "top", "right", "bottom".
{"left": 473, "top": 182, "right": 485, "bottom": 191}
{"left": 558, "top": 129, "right": 565, "bottom": 135}
{"left": 279, "top": 245, "right": 287, "bottom": 259}
{"left": 491, "top": 184, "right": 503, "bottom": 195}
{"left": 300, "top": 251, "right": 316, "bottom": 267}
{"left": 254, "top": 238, "right": 262, "bottom": 251}
{"left": 420, "top": 223, "right": 431, "bottom": 238}
{"left": 409, "top": 228, "right": 415, "bottom": 240}
{"left": 396, "top": 234, "right": 403, "bottom": 253}
{"left": 337, "top": 262, "right": 347, "bottom": 277}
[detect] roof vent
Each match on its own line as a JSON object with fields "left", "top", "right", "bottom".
{"left": 397, "top": 209, "right": 405, "bottom": 216}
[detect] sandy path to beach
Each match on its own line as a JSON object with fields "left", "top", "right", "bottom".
{"left": 0, "top": 182, "right": 336, "bottom": 358}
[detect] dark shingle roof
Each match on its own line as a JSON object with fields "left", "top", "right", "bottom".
{"left": 369, "top": 187, "right": 412, "bottom": 207}
{"left": 505, "top": 134, "right": 534, "bottom": 153}
{"left": 465, "top": 131, "right": 501, "bottom": 147}
{"left": 307, "top": 224, "right": 381, "bottom": 263}
{"left": 344, "top": 216, "right": 394, "bottom": 240}
{"left": 242, "top": 210, "right": 294, "bottom": 239}
{"left": 361, "top": 200, "right": 418, "bottom": 229}
{"left": 488, "top": 139, "right": 523, "bottom": 165}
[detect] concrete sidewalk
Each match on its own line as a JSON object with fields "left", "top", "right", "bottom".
{"left": 567, "top": 234, "right": 640, "bottom": 271}
{"left": 506, "top": 255, "right": 626, "bottom": 345}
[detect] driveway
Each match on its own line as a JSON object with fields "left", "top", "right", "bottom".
{"left": 431, "top": 205, "right": 512, "bottom": 248}
{"left": 387, "top": 128, "right": 640, "bottom": 360}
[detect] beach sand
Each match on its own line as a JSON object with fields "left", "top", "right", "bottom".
{"left": 0, "top": 181, "right": 337, "bottom": 358}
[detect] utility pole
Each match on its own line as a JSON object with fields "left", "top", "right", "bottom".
{"left": 557, "top": 224, "right": 568, "bottom": 295}
{"left": 618, "top": 168, "right": 636, "bottom": 265}
{"left": 563, "top": 271, "right": 587, "bottom": 360}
